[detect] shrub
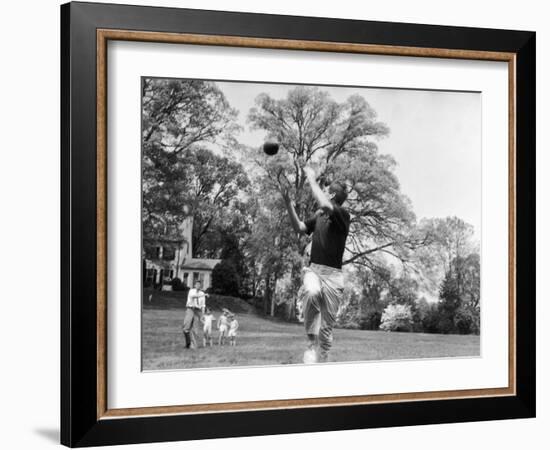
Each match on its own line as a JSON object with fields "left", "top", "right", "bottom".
{"left": 380, "top": 304, "right": 413, "bottom": 332}
{"left": 360, "top": 310, "right": 383, "bottom": 330}
{"left": 437, "top": 317, "right": 455, "bottom": 334}
{"left": 211, "top": 259, "right": 240, "bottom": 297}
{"left": 421, "top": 304, "right": 441, "bottom": 333}
{"left": 454, "top": 306, "right": 480, "bottom": 335}
{"left": 338, "top": 321, "right": 361, "bottom": 330}
{"left": 171, "top": 277, "right": 185, "bottom": 291}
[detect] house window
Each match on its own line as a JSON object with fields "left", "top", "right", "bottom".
{"left": 145, "top": 246, "right": 160, "bottom": 259}
{"left": 162, "top": 246, "right": 175, "bottom": 261}
{"left": 161, "top": 269, "right": 172, "bottom": 282}
{"left": 192, "top": 272, "right": 205, "bottom": 287}
{"left": 145, "top": 269, "right": 155, "bottom": 284}
{"left": 183, "top": 272, "right": 189, "bottom": 287}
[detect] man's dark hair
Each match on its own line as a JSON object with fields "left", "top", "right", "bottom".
{"left": 329, "top": 181, "right": 348, "bottom": 205}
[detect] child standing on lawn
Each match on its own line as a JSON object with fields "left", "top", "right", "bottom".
{"left": 217, "top": 310, "right": 229, "bottom": 346}
{"left": 201, "top": 307, "right": 215, "bottom": 347}
{"left": 228, "top": 314, "right": 239, "bottom": 347}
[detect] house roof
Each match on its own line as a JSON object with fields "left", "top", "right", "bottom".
{"left": 181, "top": 258, "right": 221, "bottom": 271}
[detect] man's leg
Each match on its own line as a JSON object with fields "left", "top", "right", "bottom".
{"left": 317, "top": 276, "right": 343, "bottom": 362}
{"left": 318, "top": 317, "right": 334, "bottom": 362}
{"left": 182, "top": 308, "right": 194, "bottom": 348}
{"left": 300, "top": 269, "right": 323, "bottom": 359}
{"left": 191, "top": 309, "right": 202, "bottom": 348}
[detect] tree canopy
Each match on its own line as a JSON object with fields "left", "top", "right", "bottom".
{"left": 247, "top": 86, "right": 429, "bottom": 272}
{"left": 142, "top": 78, "right": 245, "bottom": 247}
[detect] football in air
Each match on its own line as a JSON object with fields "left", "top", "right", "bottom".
{"left": 263, "top": 140, "right": 280, "bottom": 155}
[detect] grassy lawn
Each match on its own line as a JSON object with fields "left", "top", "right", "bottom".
{"left": 142, "top": 305, "right": 480, "bottom": 371}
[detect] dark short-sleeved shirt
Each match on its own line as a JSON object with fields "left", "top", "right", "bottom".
{"left": 304, "top": 204, "right": 350, "bottom": 269}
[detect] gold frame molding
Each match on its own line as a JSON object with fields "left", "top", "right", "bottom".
{"left": 96, "top": 29, "right": 516, "bottom": 420}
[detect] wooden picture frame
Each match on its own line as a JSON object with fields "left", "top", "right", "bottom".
{"left": 61, "top": 1, "right": 535, "bottom": 447}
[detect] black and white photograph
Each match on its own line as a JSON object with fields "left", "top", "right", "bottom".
{"left": 141, "top": 78, "right": 481, "bottom": 370}
{"left": 0, "top": 0, "right": 542, "bottom": 447}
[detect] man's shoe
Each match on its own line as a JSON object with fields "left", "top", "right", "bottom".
{"left": 184, "top": 332, "right": 191, "bottom": 348}
{"left": 303, "top": 347, "right": 318, "bottom": 364}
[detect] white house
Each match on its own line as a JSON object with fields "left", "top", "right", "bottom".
{"left": 143, "top": 217, "right": 221, "bottom": 290}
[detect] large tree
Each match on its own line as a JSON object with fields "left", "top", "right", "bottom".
{"left": 141, "top": 78, "right": 242, "bottom": 242}
{"left": 416, "top": 216, "right": 476, "bottom": 293}
{"left": 438, "top": 251, "right": 480, "bottom": 334}
{"left": 142, "top": 78, "right": 238, "bottom": 155}
{"left": 247, "top": 86, "right": 428, "bottom": 272}
{"left": 337, "top": 265, "right": 391, "bottom": 330}
{"left": 185, "top": 148, "right": 250, "bottom": 258}
{"left": 242, "top": 190, "right": 302, "bottom": 314}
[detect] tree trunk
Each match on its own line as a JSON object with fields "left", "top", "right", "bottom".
{"left": 263, "top": 273, "right": 271, "bottom": 315}
{"left": 251, "top": 271, "right": 256, "bottom": 298}
{"left": 270, "top": 277, "right": 278, "bottom": 316}
{"left": 288, "top": 263, "right": 302, "bottom": 321}
{"left": 142, "top": 259, "right": 147, "bottom": 287}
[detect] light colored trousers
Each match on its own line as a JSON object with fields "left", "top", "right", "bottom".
{"left": 183, "top": 307, "right": 202, "bottom": 348}
{"left": 298, "top": 263, "right": 344, "bottom": 358}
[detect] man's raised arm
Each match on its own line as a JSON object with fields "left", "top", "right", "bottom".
{"left": 303, "top": 166, "right": 333, "bottom": 212}
{"left": 278, "top": 181, "right": 307, "bottom": 234}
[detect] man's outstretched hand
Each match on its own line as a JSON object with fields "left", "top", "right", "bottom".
{"left": 296, "top": 156, "right": 316, "bottom": 182}
{"left": 303, "top": 165, "right": 316, "bottom": 181}
{"left": 277, "top": 169, "right": 292, "bottom": 201}
{"left": 299, "top": 158, "right": 333, "bottom": 212}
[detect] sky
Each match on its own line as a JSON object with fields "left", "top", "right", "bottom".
{"left": 214, "top": 80, "right": 481, "bottom": 237}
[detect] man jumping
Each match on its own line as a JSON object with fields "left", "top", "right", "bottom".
{"left": 279, "top": 164, "right": 350, "bottom": 363}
